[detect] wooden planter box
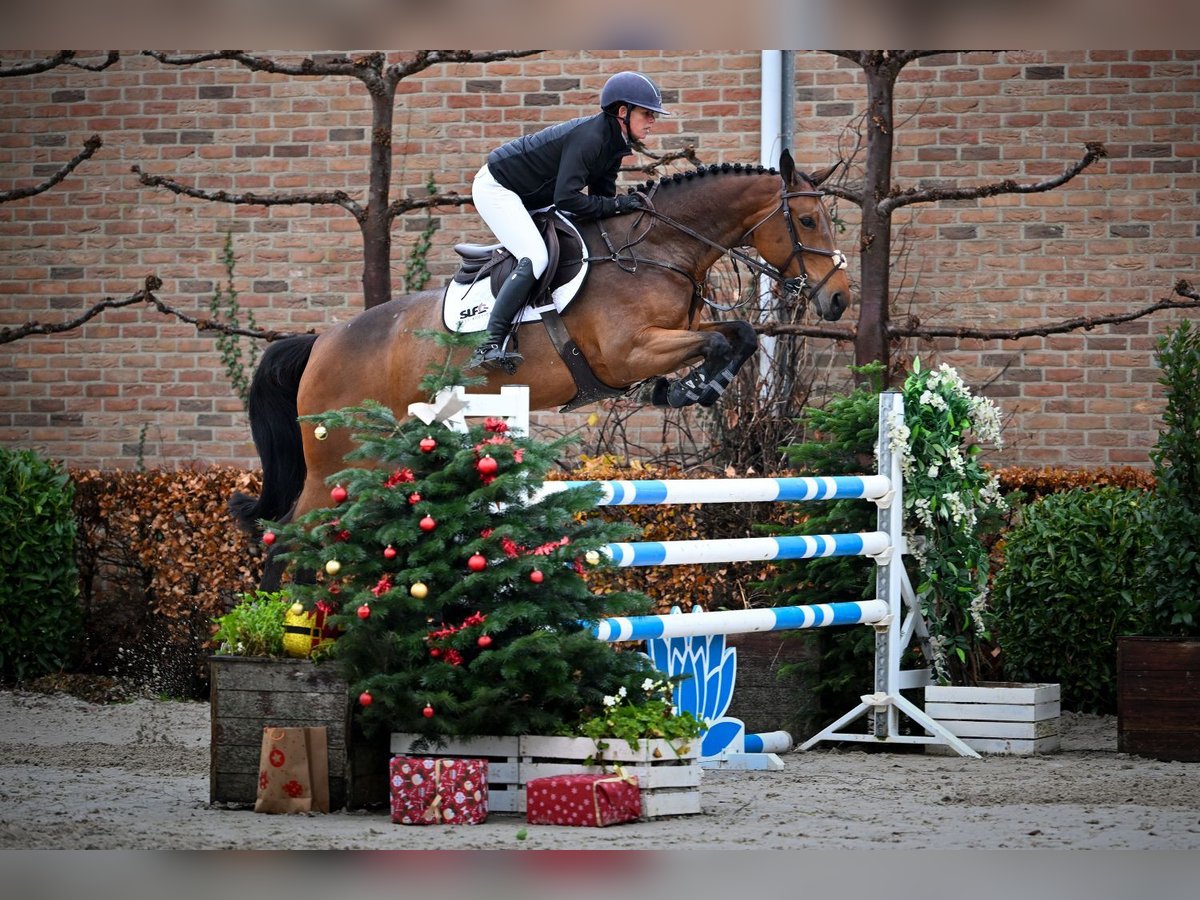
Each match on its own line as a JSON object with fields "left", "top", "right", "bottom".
{"left": 210, "top": 656, "right": 372, "bottom": 809}
{"left": 924, "top": 682, "right": 1061, "bottom": 755}
{"left": 1118, "top": 636, "right": 1200, "bottom": 763}
{"left": 391, "top": 732, "right": 702, "bottom": 819}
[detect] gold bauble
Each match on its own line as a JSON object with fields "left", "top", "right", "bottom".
{"left": 313, "top": 424, "right": 328, "bottom": 441}
{"left": 324, "top": 559, "right": 341, "bottom": 576}
{"left": 585, "top": 550, "right": 601, "bottom": 566}
{"left": 410, "top": 582, "right": 428, "bottom": 599}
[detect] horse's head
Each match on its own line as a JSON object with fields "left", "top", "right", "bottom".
{"left": 748, "top": 150, "right": 852, "bottom": 322}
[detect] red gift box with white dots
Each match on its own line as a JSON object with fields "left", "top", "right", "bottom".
{"left": 525, "top": 773, "right": 641, "bottom": 827}
{"left": 389, "top": 756, "right": 488, "bottom": 825}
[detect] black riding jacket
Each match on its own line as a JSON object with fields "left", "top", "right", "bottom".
{"left": 486, "top": 112, "right": 629, "bottom": 220}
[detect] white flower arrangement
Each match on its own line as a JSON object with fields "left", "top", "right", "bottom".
{"left": 900, "top": 359, "right": 1007, "bottom": 683}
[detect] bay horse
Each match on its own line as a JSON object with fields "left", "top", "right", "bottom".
{"left": 231, "top": 150, "right": 852, "bottom": 589}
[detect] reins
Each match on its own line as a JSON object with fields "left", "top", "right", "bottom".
{"left": 584, "top": 174, "right": 847, "bottom": 310}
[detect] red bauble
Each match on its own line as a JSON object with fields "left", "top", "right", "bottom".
{"left": 330, "top": 485, "right": 348, "bottom": 503}
{"left": 262, "top": 531, "right": 276, "bottom": 546}
{"left": 408, "top": 492, "right": 421, "bottom": 505}
{"left": 467, "top": 553, "right": 487, "bottom": 572}
{"left": 476, "top": 455, "right": 499, "bottom": 476}
{"left": 419, "top": 436, "right": 437, "bottom": 453}
{"left": 477, "top": 634, "right": 493, "bottom": 648}
{"left": 357, "top": 604, "right": 371, "bottom": 620}
{"left": 383, "top": 545, "right": 397, "bottom": 560}
{"left": 419, "top": 515, "right": 436, "bottom": 532}
{"left": 529, "top": 569, "right": 544, "bottom": 584}
{"left": 422, "top": 704, "right": 435, "bottom": 719}
{"left": 430, "top": 647, "right": 441, "bottom": 658}
{"left": 358, "top": 691, "right": 373, "bottom": 707}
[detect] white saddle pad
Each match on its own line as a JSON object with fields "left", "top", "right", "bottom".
{"left": 442, "top": 212, "right": 589, "bottom": 333}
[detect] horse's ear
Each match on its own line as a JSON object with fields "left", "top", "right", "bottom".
{"left": 807, "top": 160, "right": 843, "bottom": 187}
{"left": 779, "top": 149, "right": 796, "bottom": 185}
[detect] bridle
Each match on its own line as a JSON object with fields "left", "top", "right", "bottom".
{"left": 747, "top": 181, "right": 848, "bottom": 300}
{"left": 589, "top": 172, "right": 847, "bottom": 306}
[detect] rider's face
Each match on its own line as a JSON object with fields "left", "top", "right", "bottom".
{"left": 623, "top": 106, "right": 657, "bottom": 142}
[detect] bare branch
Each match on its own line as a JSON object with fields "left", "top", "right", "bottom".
{"left": 890, "top": 291, "right": 1200, "bottom": 342}
{"left": 881, "top": 142, "right": 1106, "bottom": 215}
{"left": 0, "top": 277, "right": 162, "bottom": 344}
{"left": 67, "top": 51, "right": 120, "bottom": 72}
{"left": 388, "top": 50, "right": 540, "bottom": 80}
{"left": 0, "top": 135, "right": 101, "bottom": 203}
{"left": 0, "top": 51, "right": 118, "bottom": 76}
{"left": 386, "top": 191, "right": 472, "bottom": 220}
{"left": 142, "top": 293, "right": 309, "bottom": 342}
{"left": 130, "top": 164, "right": 364, "bottom": 218}
{"left": 143, "top": 50, "right": 371, "bottom": 79}
{"left": 623, "top": 143, "right": 704, "bottom": 176}
{"left": 822, "top": 183, "right": 864, "bottom": 206}
{"left": 754, "top": 323, "right": 857, "bottom": 341}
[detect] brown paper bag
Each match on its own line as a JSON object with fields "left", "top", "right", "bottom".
{"left": 254, "top": 726, "right": 330, "bottom": 814}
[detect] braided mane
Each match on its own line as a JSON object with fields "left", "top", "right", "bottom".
{"left": 631, "top": 162, "right": 779, "bottom": 195}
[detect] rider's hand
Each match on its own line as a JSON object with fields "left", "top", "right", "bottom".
{"left": 613, "top": 192, "right": 647, "bottom": 214}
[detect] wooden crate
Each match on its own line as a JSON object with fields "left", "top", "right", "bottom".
{"left": 1118, "top": 636, "right": 1200, "bottom": 763}
{"left": 924, "top": 682, "right": 1061, "bottom": 755}
{"left": 391, "top": 733, "right": 702, "bottom": 819}
{"left": 209, "top": 656, "right": 351, "bottom": 808}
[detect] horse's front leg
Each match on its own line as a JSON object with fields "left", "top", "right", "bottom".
{"left": 692, "top": 321, "right": 758, "bottom": 407}
{"left": 640, "top": 322, "right": 757, "bottom": 409}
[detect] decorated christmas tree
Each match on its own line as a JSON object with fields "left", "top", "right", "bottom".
{"left": 265, "top": 340, "right": 658, "bottom": 741}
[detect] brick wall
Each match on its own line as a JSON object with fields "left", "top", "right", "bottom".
{"left": 1, "top": 50, "right": 1197, "bottom": 471}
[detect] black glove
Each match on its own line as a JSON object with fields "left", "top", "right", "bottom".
{"left": 613, "top": 192, "right": 646, "bottom": 214}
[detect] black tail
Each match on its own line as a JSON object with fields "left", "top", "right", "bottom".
{"left": 229, "top": 334, "right": 318, "bottom": 534}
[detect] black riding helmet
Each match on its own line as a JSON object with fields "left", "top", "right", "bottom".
{"left": 600, "top": 71, "right": 670, "bottom": 138}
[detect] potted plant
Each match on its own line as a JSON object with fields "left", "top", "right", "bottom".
{"left": 208, "top": 591, "right": 355, "bottom": 807}
{"left": 1118, "top": 320, "right": 1200, "bottom": 763}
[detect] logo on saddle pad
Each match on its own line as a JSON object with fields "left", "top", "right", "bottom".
{"left": 442, "top": 211, "right": 590, "bottom": 333}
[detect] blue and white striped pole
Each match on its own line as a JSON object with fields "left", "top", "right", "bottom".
{"left": 538, "top": 475, "right": 891, "bottom": 506}
{"left": 601, "top": 531, "right": 889, "bottom": 567}
{"left": 592, "top": 599, "right": 889, "bottom": 643}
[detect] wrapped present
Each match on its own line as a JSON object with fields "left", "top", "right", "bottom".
{"left": 390, "top": 756, "right": 488, "bottom": 825}
{"left": 525, "top": 771, "right": 641, "bottom": 827}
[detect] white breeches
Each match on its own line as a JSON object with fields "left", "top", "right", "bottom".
{"left": 472, "top": 164, "right": 550, "bottom": 278}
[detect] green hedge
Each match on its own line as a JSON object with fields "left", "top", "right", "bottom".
{"left": 991, "top": 487, "right": 1151, "bottom": 713}
{"left": 0, "top": 449, "right": 82, "bottom": 682}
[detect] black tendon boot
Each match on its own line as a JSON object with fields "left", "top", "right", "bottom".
{"left": 465, "top": 257, "right": 537, "bottom": 372}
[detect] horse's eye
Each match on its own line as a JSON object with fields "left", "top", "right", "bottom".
{"left": 799, "top": 216, "right": 816, "bottom": 229}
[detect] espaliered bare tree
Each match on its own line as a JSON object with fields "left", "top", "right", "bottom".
{"left": 134, "top": 50, "right": 543, "bottom": 309}
{"left": 758, "top": 50, "right": 1200, "bottom": 381}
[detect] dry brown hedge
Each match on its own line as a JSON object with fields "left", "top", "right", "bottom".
{"left": 70, "top": 466, "right": 263, "bottom": 693}
{"left": 66, "top": 461, "right": 1153, "bottom": 692}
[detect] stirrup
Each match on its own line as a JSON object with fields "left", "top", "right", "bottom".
{"left": 465, "top": 342, "right": 498, "bottom": 371}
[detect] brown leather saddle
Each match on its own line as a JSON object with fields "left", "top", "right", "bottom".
{"left": 451, "top": 211, "right": 585, "bottom": 304}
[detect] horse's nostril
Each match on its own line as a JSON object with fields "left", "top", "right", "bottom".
{"left": 825, "top": 292, "right": 846, "bottom": 321}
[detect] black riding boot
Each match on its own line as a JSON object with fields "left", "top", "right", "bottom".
{"left": 466, "top": 257, "right": 537, "bottom": 373}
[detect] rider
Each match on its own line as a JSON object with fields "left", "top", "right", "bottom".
{"left": 464, "top": 70, "right": 669, "bottom": 372}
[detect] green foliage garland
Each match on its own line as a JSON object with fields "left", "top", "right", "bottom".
{"left": 893, "top": 359, "right": 1007, "bottom": 682}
